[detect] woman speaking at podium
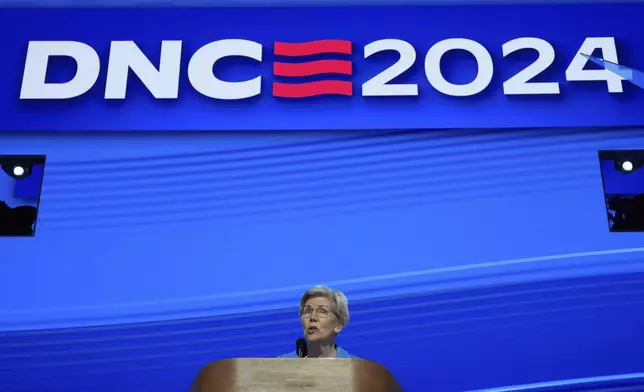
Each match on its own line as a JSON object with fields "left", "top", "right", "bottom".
{"left": 191, "top": 285, "right": 404, "bottom": 392}
{"left": 279, "top": 285, "right": 356, "bottom": 358}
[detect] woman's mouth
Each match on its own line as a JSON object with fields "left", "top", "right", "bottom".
{"left": 307, "top": 326, "right": 318, "bottom": 334}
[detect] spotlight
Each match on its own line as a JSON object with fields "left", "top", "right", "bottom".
{"left": 1, "top": 163, "right": 32, "bottom": 179}
{"left": 12, "top": 165, "right": 25, "bottom": 177}
{"left": 0, "top": 155, "right": 47, "bottom": 180}
{"left": 602, "top": 150, "right": 644, "bottom": 174}
{"left": 0, "top": 156, "right": 45, "bottom": 184}
{"left": 621, "top": 161, "right": 634, "bottom": 172}
{"left": 615, "top": 159, "right": 643, "bottom": 174}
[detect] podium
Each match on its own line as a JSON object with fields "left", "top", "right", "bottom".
{"left": 190, "top": 358, "right": 403, "bottom": 392}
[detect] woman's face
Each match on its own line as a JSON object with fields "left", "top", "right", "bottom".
{"left": 301, "top": 296, "right": 343, "bottom": 343}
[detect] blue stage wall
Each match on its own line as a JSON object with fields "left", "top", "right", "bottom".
{"left": 2, "top": 128, "right": 644, "bottom": 392}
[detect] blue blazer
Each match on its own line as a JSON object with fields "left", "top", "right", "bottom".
{"left": 278, "top": 346, "right": 356, "bottom": 358}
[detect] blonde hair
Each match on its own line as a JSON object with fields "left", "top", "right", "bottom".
{"left": 298, "top": 285, "right": 350, "bottom": 327}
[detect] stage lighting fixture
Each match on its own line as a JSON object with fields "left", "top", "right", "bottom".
{"left": 614, "top": 159, "right": 643, "bottom": 174}
{"left": 601, "top": 150, "right": 644, "bottom": 174}
{"left": 1, "top": 162, "right": 32, "bottom": 180}
{"left": 13, "top": 166, "right": 25, "bottom": 177}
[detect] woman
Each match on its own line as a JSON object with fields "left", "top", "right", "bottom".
{"left": 279, "top": 285, "right": 356, "bottom": 358}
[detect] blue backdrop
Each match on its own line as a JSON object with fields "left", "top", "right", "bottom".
{"left": 1, "top": 4, "right": 644, "bottom": 131}
{"left": 1, "top": 2, "right": 644, "bottom": 392}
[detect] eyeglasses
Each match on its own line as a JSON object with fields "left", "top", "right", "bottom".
{"left": 301, "top": 306, "right": 333, "bottom": 319}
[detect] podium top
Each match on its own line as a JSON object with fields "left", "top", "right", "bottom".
{"left": 191, "top": 358, "right": 403, "bottom": 392}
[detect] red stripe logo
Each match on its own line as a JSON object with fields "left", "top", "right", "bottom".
{"left": 272, "top": 40, "right": 353, "bottom": 98}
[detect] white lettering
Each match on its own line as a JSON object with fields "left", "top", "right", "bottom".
{"left": 425, "top": 38, "right": 494, "bottom": 97}
{"left": 20, "top": 41, "right": 100, "bottom": 99}
{"left": 502, "top": 37, "right": 560, "bottom": 95}
{"left": 105, "top": 41, "right": 182, "bottom": 99}
{"left": 362, "top": 39, "right": 418, "bottom": 97}
{"left": 565, "top": 37, "right": 623, "bottom": 93}
{"left": 19, "top": 37, "right": 627, "bottom": 100}
{"left": 187, "top": 39, "right": 262, "bottom": 100}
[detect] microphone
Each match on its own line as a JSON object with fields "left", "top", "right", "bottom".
{"left": 296, "top": 338, "right": 308, "bottom": 358}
